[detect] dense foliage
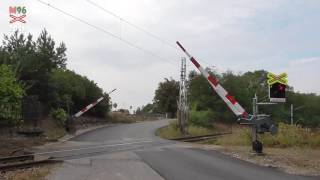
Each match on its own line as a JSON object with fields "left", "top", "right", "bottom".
{"left": 0, "top": 30, "right": 110, "bottom": 122}
{"left": 188, "top": 69, "right": 320, "bottom": 127}
{"left": 49, "top": 69, "right": 110, "bottom": 117}
{"left": 0, "top": 64, "right": 24, "bottom": 125}
{"left": 150, "top": 69, "right": 319, "bottom": 127}
{"left": 136, "top": 103, "right": 154, "bottom": 114}
{"left": 0, "top": 65, "right": 24, "bottom": 104}
{"left": 153, "top": 78, "right": 179, "bottom": 117}
{"left": 49, "top": 108, "right": 68, "bottom": 126}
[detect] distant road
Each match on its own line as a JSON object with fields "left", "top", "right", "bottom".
{"left": 46, "top": 119, "right": 317, "bottom": 180}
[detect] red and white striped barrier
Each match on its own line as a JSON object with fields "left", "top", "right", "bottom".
{"left": 73, "top": 89, "right": 117, "bottom": 118}
{"left": 176, "top": 41, "right": 248, "bottom": 118}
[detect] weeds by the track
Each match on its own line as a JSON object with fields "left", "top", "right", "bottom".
{"left": 156, "top": 120, "right": 215, "bottom": 139}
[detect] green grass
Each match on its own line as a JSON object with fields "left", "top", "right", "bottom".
{"left": 214, "top": 123, "right": 320, "bottom": 148}
{"left": 45, "top": 127, "right": 66, "bottom": 141}
{"left": 156, "top": 120, "right": 215, "bottom": 139}
{"left": 156, "top": 120, "right": 320, "bottom": 148}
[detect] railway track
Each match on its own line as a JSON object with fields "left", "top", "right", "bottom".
{"left": 0, "top": 154, "right": 58, "bottom": 171}
{"left": 0, "top": 139, "right": 172, "bottom": 171}
{"left": 170, "top": 132, "right": 232, "bottom": 142}
{"left": 0, "top": 132, "right": 230, "bottom": 171}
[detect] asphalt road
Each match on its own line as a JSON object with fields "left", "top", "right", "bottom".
{"left": 45, "top": 119, "right": 317, "bottom": 180}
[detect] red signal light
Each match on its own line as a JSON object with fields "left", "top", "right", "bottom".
{"left": 278, "top": 84, "right": 285, "bottom": 91}
{"left": 269, "top": 82, "right": 286, "bottom": 102}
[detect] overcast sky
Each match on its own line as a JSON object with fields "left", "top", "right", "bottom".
{"left": 1, "top": 0, "right": 320, "bottom": 110}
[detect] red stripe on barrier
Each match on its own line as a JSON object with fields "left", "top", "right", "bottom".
{"left": 242, "top": 111, "right": 249, "bottom": 118}
{"left": 190, "top": 57, "right": 200, "bottom": 68}
{"left": 176, "top": 41, "right": 186, "bottom": 52}
{"left": 80, "top": 107, "right": 87, "bottom": 112}
{"left": 92, "top": 102, "right": 97, "bottom": 106}
{"left": 208, "top": 76, "right": 218, "bottom": 86}
{"left": 225, "top": 94, "right": 237, "bottom": 105}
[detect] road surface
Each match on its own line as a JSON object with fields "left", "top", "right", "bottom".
{"left": 42, "top": 119, "right": 317, "bottom": 180}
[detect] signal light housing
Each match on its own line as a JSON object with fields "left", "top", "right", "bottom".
{"left": 269, "top": 82, "right": 286, "bottom": 102}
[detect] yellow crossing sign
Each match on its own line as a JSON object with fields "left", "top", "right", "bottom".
{"left": 267, "top": 72, "right": 288, "bottom": 85}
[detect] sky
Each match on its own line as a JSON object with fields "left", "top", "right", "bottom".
{"left": 1, "top": 0, "right": 320, "bottom": 111}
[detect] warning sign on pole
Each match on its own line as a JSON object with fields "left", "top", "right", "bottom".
{"left": 267, "top": 72, "right": 288, "bottom": 103}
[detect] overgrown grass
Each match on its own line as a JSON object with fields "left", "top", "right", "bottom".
{"left": 156, "top": 120, "right": 215, "bottom": 139}
{"left": 41, "top": 117, "right": 67, "bottom": 141}
{"left": 215, "top": 123, "right": 320, "bottom": 148}
{"left": 1, "top": 165, "right": 53, "bottom": 180}
{"left": 45, "top": 127, "right": 66, "bottom": 141}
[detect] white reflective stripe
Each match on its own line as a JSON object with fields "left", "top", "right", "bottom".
{"left": 215, "top": 84, "right": 228, "bottom": 97}
{"left": 73, "top": 95, "right": 108, "bottom": 118}
{"left": 205, "top": 71, "right": 246, "bottom": 117}
{"left": 214, "top": 85, "right": 245, "bottom": 114}
{"left": 233, "top": 102, "right": 245, "bottom": 114}
{"left": 199, "top": 66, "right": 209, "bottom": 78}
{"left": 87, "top": 104, "right": 93, "bottom": 109}
{"left": 97, "top": 97, "right": 104, "bottom": 102}
{"left": 213, "top": 84, "right": 242, "bottom": 116}
{"left": 74, "top": 111, "right": 83, "bottom": 117}
{"left": 220, "top": 93, "right": 241, "bottom": 115}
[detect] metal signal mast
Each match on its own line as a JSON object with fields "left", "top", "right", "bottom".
{"left": 178, "top": 57, "right": 188, "bottom": 135}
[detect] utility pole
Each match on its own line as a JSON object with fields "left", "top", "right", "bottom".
{"left": 178, "top": 57, "right": 188, "bottom": 135}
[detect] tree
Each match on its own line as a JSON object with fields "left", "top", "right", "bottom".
{"left": 0, "top": 65, "right": 24, "bottom": 104}
{"left": 136, "top": 107, "right": 141, "bottom": 114}
{"left": 153, "top": 78, "right": 179, "bottom": 118}
{"left": 0, "top": 64, "right": 24, "bottom": 124}
{"left": 0, "top": 30, "right": 67, "bottom": 102}
{"left": 187, "top": 69, "right": 320, "bottom": 127}
{"left": 0, "top": 30, "right": 112, "bottom": 120}
{"left": 141, "top": 103, "right": 154, "bottom": 113}
{"left": 48, "top": 69, "right": 110, "bottom": 117}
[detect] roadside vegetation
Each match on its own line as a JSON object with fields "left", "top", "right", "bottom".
{"left": 0, "top": 30, "right": 111, "bottom": 129}
{"left": 143, "top": 70, "right": 320, "bottom": 128}
{"left": 0, "top": 30, "right": 113, "bottom": 159}
{"left": 158, "top": 121, "right": 320, "bottom": 148}
{"left": 209, "top": 123, "right": 320, "bottom": 148}
{"left": 0, "top": 164, "right": 53, "bottom": 180}
{"left": 111, "top": 111, "right": 162, "bottom": 124}
{"left": 156, "top": 121, "right": 320, "bottom": 176}
{"left": 156, "top": 120, "right": 215, "bottom": 139}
